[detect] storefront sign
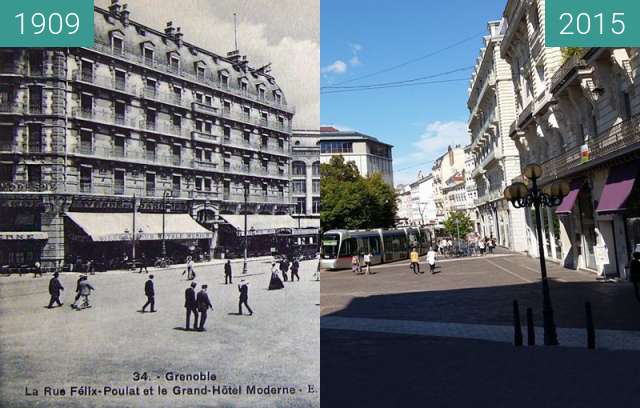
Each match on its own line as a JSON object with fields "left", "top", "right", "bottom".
{"left": 70, "top": 198, "right": 134, "bottom": 211}
{"left": 0, "top": 231, "right": 48, "bottom": 240}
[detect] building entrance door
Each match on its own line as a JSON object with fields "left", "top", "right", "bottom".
{"left": 578, "top": 188, "right": 597, "bottom": 270}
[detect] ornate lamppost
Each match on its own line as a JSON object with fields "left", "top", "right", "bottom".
{"left": 503, "top": 163, "right": 570, "bottom": 346}
{"left": 162, "top": 189, "right": 172, "bottom": 260}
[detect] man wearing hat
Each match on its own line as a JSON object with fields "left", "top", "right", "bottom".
{"left": 142, "top": 274, "right": 155, "bottom": 313}
{"left": 184, "top": 281, "right": 198, "bottom": 330}
{"left": 196, "top": 284, "right": 213, "bottom": 331}
{"left": 238, "top": 279, "right": 253, "bottom": 315}
{"left": 47, "top": 272, "right": 64, "bottom": 308}
{"left": 224, "top": 260, "right": 233, "bottom": 284}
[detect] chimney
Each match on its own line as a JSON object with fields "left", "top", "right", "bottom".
{"left": 165, "top": 21, "right": 175, "bottom": 37}
{"left": 175, "top": 27, "right": 183, "bottom": 47}
{"left": 121, "top": 4, "right": 130, "bottom": 26}
{"left": 109, "top": 0, "right": 122, "bottom": 15}
{"left": 227, "top": 50, "right": 242, "bottom": 63}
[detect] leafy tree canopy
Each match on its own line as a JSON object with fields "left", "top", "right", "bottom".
{"left": 442, "top": 211, "right": 474, "bottom": 239}
{"left": 320, "top": 156, "right": 397, "bottom": 231}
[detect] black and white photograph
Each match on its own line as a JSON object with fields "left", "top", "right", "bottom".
{"left": 0, "top": 1, "right": 320, "bottom": 406}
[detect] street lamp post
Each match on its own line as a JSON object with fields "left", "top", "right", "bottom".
{"left": 162, "top": 190, "right": 172, "bottom": 260}
{"left": 242, "top": 183, "right": 249, "bottom": 274}
{"left": 455, "top": 218, "right": 460, "bottom": 255}
{"left": 504, "top": 163, "right": 570, "bottom": 346}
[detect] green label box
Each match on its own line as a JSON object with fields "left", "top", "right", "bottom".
{"left": 546, "top": 0, "right": 640, "bottom": 47}
{"left": 0, "top": 0, "right": 94, "bottom": 47}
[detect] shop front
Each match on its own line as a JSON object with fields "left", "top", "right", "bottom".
{"left": 65, "top": 211, "right": 213, "bottom": 270}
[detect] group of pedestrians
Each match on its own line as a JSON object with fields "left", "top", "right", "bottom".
{"left": 410, "top": 247, "right": 438, "bottom": 275}
{"left": 351, "top": 252, "right": 373, "bottom": 275}
{"left": 45, "top": 256, "right": 312, "bottom": 331}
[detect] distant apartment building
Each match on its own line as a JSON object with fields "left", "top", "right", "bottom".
{"left": 395, "top": 184, "right": 412, "bottom": 225}
{"left": 432, "top": 146, "right": 467, "bottom": 225}
{"left": 408, "top": 172, "right": 437, "bottom": 227}
{"left": 0, "top": 2, "right": 295, "bottom": 267}
{"left": 319, "top": 126, "right": 394, "bottom": 186}
{"left": 467, "top": 19, "right": 527, "bottom": 248}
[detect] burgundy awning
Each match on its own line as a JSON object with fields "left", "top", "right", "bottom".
{"left": 596, "top": 161, "right": 638, "bottom": 214}
{"left": 555, "top": 178, "right": 583, "bottom": 215}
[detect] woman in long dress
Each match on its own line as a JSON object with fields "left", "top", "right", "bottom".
{"left": 268, "top": 262, "right": 284, "bottom": 290}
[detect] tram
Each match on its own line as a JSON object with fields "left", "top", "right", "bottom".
{"left": 320, "top": 227, "right": 432, "bottom": 270}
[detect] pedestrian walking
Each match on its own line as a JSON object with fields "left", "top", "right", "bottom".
{"left": 70, "top": 275, "right": 84, "bottom": 307}
{"left": 72, "top": 276, "right": 94, "bottom": 309}
{"left": 280, "top": 257, "right": 289, "bottom": 282}
{"left": 290, "top": 257, "right": 300, "bottom": 281}
{"left": 478, "top": 239, "right": 486, "bottom": 256}
{"left": 142, "top": 274, "right": 156, "bottom": 312}
{"left": 196, "top": 284, "right": 213, "bottom": 331}
{"left": 238, "top": 279, "right": 253, "bottom": 315}
{"left": 33, "top": 261, "right": 43, "bottom": 278}
{"left": 47, "top": 272, "right": 64, "bottom": 308}
{"left": 488, "top": 237, "right": 495, "bottom": 254}
{"left": 351, "top": 255, "right": 360, "bottom": 274}
{"left": 224, "top": 260, "right": 233, "bottom": 284}
{"left": 184, "top": 282, "right": 198, "bottom": 330}
{"left": 182, "top": 256, "right": 196, "bottom": 280}
{"left": 410, "top": 247, "right": 421, "bottom": 274}
{"left": 630, "top": 251, "right": 640, "bottom": 302}
{"left": 268, "top": 262, "right": 285, "bottom": 290}
{"left": 427, "top": 247, "right": 437, "bottom": 274}
{"left": 138, "top": 253, "right": 149, "bottom": 273}
{"left": 363, "top": 251, "right": 372, "bottom": 275}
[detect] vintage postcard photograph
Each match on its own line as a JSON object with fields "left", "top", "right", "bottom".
{"left": 0, "top": 0, "right": 319, "bottom": 407}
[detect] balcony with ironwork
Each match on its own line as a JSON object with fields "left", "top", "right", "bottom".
{"left": 471, "top": 149, "right": 503, "bottom": 179}
{"left": 191, "top": 131, "right": 219, "bottom": 146}
{"left": 140, "top": 87, "right": 188, "bottom": 109}
{"left": 71, "top": 70, "right": 137, "bottom": 96}
{"left": 138, "top": 119, "right": 190, "bottom": 139}
{"left": 71, "top": 108, "right": 138, "bottom": 129}
{"left": 539, "top": 113, "right": 640, "bottom": 184}
{"left": 550, "top": 54, "right": 591, "bottom": 94}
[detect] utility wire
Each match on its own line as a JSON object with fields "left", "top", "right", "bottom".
{"left": 321, "top": 66, "right": 474, "bottom": 90}
{"left": 321, "top": 78, "right": 469, "bottom": 95}
{"left": 330, "top": 30, "right": 485, "bottom": 86}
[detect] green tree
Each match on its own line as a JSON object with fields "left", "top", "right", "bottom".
{"left": 443, "top": 212, "right": 473, "bottom": 239}
{"left": 561, "top": 47, "right": 584, "bottom": 61}
{"left": 320, "top": 156, "right": 397, "bottom": 231}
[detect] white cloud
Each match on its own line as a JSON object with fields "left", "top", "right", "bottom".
{"left": 94, "top": 0, "right": 319, "bottom": 129}
{"left": 392, "top": 120, "right": 470, "bottom": 186}
{"left": 348, "top": 43, "right": 362, "bottom": 66}
{"left": 414, "top": 121, "right": 470, "bottom": 156}
{"left": 322, "top": 60, "right": 348, "bottom": 74}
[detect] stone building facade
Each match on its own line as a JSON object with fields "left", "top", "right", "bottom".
{"left": 291, "top": 130, "right": 320, "bottom": 225}
{"left": 468, "top": 19, "right": 527, "bottom": 249}
{"left": 0, "top": 3, "right": 294, "bottom": 267}
{"left": 502, "top": 0, "right": 640, "bottom": 278}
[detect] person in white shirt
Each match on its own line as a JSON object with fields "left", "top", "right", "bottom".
{"left": 427, "top": 247, "right": 437, "bottom": 274}
{"left": 363, "top": 252, "right": 372, "bottom": 275}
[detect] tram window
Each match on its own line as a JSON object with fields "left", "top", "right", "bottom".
{"left": 339, "top": 238, "right": 356, "bottom": 257}
{"left": 369, "top": 237, "right": 380, "bottom": 254}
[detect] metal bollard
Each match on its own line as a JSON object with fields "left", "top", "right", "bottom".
{"left": 513, "top": 300, "right": 523, "bottom": 346}
{"left": 585, "top": 301, "right": 595, "bottom": 349}
{"left": 526, "top": 307, "right": 535, "bottom": 346}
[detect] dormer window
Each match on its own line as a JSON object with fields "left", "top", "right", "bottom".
{"left": 196, "top": 65, "right": 206, "bottom": 81}
{"left": 143, "top": 45, "right": 154, "bottom": 66}
{"left": 169, "top": 55, "right": 180, "bottom": 73}
{"left": 257, "top": 86, "right": 265, "bottom": 100}
{"left": 240, "top": 79, "right": 248, "bottom": 94}
{"left": 219, "top": 71, "right": 229, "bottom": 88}
{"left": 273, "top": 91, "right": 282, "bottom": 104}
{"left": 112, "top": 35, "right": 124, "bottom": 55}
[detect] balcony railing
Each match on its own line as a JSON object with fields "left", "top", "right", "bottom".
{"left": 91, "top": 39, "right": 295, "bottom": 114}
{"left": 139, "top": 120, "right": 189, "bottom": 138}
{"left": 222, "top": 192, "right": 288, "bottom": 204}
{"left": 71, "top": 70, "right": 137, "bottom": 95}
{"left": 71, "top": 108, "right": 138, "bottom": 128}
{"left": 550, "top": 54, "right": 589, "bottom": 93}
{"left": 540, "top": 113, "right": 640, "bottom": 183}
{"left": 0, "top": 103, "right": 25, "bottom": 114}
{"left": 140, "top": 88, "right": 186, "bottom": 107}
{"left": 191, "top": 131, "right": 219, "bottom": 145}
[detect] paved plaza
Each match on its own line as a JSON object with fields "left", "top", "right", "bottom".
{"left": 321, "top": 251, "right": 640, "bottom": 407}
{"left": 0, "top": 259, "right": 320, "bottom": 408}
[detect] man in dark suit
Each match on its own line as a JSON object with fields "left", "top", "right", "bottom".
{"left": 142, "top": 274, "right": 155, "bottom": 312}
{"left": 184, "top": 282, "right": 198, "bottom": 330}
{"left": 196, "top": 284, "right": 213, "bottom": 331}
{"left": 238, "top": 279, "right": 253, "bottom": 315}
{"left": 47, "top": 272, "right": 64, "bottom": 308}
{"left": 291, "top": 258, "right": 300, "bottom": 281}
{"left": 138, "top": 253, "right": 149, "bottom": 273}
{"left": 224, "top": 260, "right": 232, "bottom": 284}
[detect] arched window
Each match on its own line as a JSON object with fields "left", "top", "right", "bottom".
{"left": 292, "top": 161, "right": 306, "bottom": 176}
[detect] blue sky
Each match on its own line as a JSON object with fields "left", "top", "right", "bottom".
{"left": 321, "top": 0, "right": 508, "bottom": 186}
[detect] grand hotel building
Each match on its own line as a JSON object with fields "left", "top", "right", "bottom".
{"left": 0, "top": 2, "right": 295, "bottom": 268}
